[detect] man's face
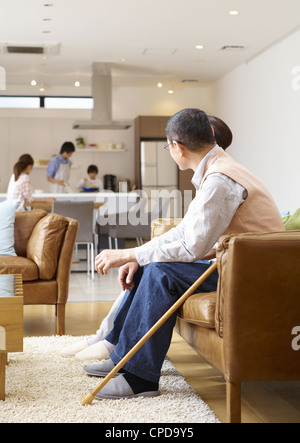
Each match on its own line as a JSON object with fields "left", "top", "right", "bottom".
{"left": 168, "top": 140, "right": 187, "bottom": 170}
{"left": 62, "top": 152, "right": 73, "bottom": 160}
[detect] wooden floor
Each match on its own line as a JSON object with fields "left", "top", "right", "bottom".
{"left": 23, "top": 302, "right": 300, "bottom": 424}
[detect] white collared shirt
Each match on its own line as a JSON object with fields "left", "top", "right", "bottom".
{"left": 135, "top": 146, "right": 248, "bottom": 266}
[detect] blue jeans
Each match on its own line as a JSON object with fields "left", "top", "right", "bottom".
{"left": 106, "top": 261, "right": 219, "bottom": 383}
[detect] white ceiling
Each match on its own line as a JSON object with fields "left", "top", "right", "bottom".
{"left": 1, "top": 0, "right": 300, "bottom": 93}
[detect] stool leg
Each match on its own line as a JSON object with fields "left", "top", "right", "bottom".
{"left": 91, "top": 243, "right": 95, "bottom": 280}
{"left": 87, "top": 244, "right": 90, "bottom": 275}
{"left": 0, "top": 351, "right": 6, "bottom": 401}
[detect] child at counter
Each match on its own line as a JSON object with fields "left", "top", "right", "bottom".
{"left": 77, "top": 165, "right": 103, "bottom": 192}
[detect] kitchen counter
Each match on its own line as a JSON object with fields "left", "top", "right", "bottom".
{"left": 0, "top": 192, "right": 139, "bottom": 214}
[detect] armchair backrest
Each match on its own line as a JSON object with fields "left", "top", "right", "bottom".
{"left": 14, "top": 210, "right": 47, "bottom": 256}
{"left": 13, "top": 210, "right": 79, "bottom": 283}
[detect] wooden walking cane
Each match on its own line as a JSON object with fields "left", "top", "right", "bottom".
{"left": 81, "top": 261, "right": 218, "bottom": 406}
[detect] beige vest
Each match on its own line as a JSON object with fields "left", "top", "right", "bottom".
{"left": 201, "top": 148, "right": 285, "bottom": 236}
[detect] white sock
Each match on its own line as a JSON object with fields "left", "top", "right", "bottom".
{"left": 87, "top": 335, "right": 102, "bottom": 346}
{"left": 103, "top": 339, "right": 115, "bottom": 353}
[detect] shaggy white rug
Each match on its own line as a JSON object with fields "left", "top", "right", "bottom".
{"left": 0, "top": 336, "right": 220, "bottom": 423}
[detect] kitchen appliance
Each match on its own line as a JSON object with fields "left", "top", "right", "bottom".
{"left": 140, "top": 140, "right": 180, "bottom": 217}
{"left": 140, "top": 140, "right": 178, "bottom": 195}
{"left": 104, "top": 174, "right": 117, "bottom": 192}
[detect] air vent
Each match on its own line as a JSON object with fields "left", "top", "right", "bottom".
{"left": 0, "top": 42, "right": 61, "bottom": 55}
{"left": 221, "top": 45, "right": 245, "bottom": 51}
{"left": 7, "top": 46, "right": 44, "bottom": 54}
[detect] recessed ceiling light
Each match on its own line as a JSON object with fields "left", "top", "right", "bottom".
{"left": 157, "top": 82, "right": 163, "bottom": 88}
{"left": 168, "top": 89, "right": 174, "bottom": 94}
{"left": 120, "top": 58, "right": 127, "bottom": 62}
{"left": 229, "top": 10, "right": 239, "bottom": 15}
{"left": 74, "top": 81, "right": 80, "bottom": 87}
{"left": 31, "top": 80, "right": 37, "bottom": 86}
{"left": 195, "top": 45, "right": 204, "bottom": 50}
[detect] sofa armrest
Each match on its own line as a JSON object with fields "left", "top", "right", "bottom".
{"left": 218, "top": 231, "right": 300, "bottom": 382}
{"left": 56, "top": 218, "right": 79, "bottom": 304}
{"left": 151, "top": 218, "right": 182, "bottom": 239}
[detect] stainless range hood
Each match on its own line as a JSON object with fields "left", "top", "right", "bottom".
{"left": 73, "top": 62, "right": 132, "bottom": 130}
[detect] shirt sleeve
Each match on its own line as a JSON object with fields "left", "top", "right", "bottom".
{"left": 21, "top": 175, "right": 34, "bottom": 204}
{"left": 135, "top": 173, "right": 247, "bottom": 266}
{"left": 77, "top": 179, "right": 85, "bottom": 191}
{"left": 47, "top": 158, "right": 59, "bottom": 178}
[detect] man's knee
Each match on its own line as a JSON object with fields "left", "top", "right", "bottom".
{"left": 144, "top": 262, "right": 171, "bottom": 275}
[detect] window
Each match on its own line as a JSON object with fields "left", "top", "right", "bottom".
{"left": 0, "top": 95, "right": 93, "bottom": 109}
{"left": 0, "top": 96, "right": 40, "bottom": 109}
{"left": 44, "top": 97, "right": 94, "bottom": 109}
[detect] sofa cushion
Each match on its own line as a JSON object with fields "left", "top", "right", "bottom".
{"left": 26, "top": 213, "right": 68, "bottom": 280}
{"left": 0, "top": 256, "right": 39, "bottom": 281}
{"left": 282, "top": 208, "right": 300, "bottom": 231}
{"left": 14, "top": 210, "right": 47, "bottom": 257}
{"left": 178, "top": 292, "right": 216, "bottom": 329}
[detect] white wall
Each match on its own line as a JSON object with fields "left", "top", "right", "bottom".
{"left": 0, "top": 108, "right": 136, "bottom": 193}
{"left": 0, "top": 85, "right": 213, "bottom": 193}
{"left": 211, "top": 28, "right": 300, "bottom": 213}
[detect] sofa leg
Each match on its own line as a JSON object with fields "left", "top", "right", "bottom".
{"left": 56, "top": 304, "right": 65, "bottom": 336}
{"left": 226, "top": 381, "right": 241, "bottom": 423}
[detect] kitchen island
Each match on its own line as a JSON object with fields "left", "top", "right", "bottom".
{"left": 0, "top": 191, "right": 139, "bottom": 214}
{"left": 0, "top": 192, "right": 139, "bottom": 251}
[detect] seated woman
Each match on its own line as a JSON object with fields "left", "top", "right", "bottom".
{"left": 6, "top": 154, "right": 55, "bottom": 212}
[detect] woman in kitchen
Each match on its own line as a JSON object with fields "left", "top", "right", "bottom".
{"left": 7, "top": 154, "right": 55, "bottom": 212}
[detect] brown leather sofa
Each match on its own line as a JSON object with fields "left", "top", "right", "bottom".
{"left": 152, "top": 219, "right": 300, "bottom": 423}
{"left": 0, "top": 210, "right": 78, "bottom": 335}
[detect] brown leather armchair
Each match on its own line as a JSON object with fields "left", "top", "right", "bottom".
{"left": 0, "top": 210, "right": 79, "bottom": 335}
{"left": 152, "top": 219, "right": 300, "bottom": 423}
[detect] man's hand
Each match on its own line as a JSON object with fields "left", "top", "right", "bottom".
{"left": 95, "top": 248, "right": 137, "bottom": 275}
{"left": 118, "top": 262, "right": 139, "bottom": 291}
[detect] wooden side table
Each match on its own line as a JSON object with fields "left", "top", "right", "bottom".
{"left": 0, "top": 274, "right": 23, "bottom": 401}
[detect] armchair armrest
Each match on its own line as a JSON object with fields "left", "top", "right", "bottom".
{"left": 217, "top": 231, "right": 300, "bottom": 382}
